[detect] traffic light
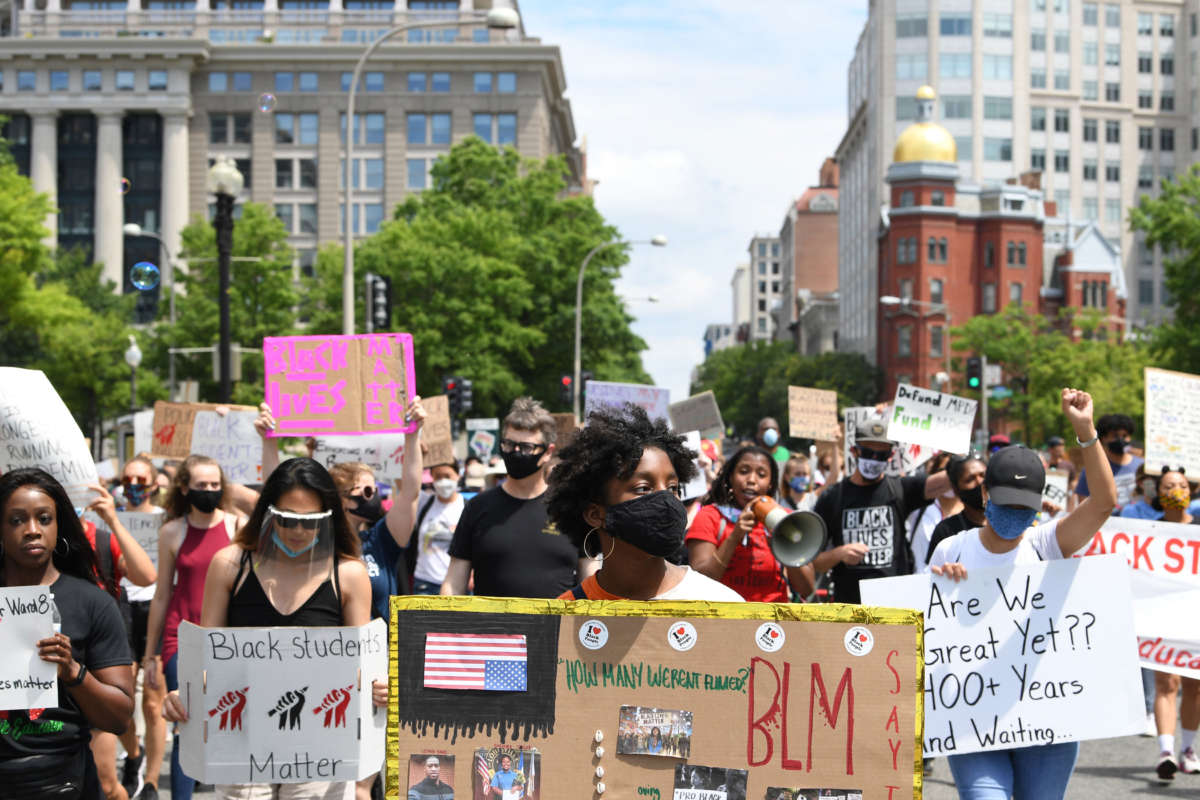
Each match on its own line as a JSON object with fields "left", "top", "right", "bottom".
{"left": 443, "top": 375, "right": 461, "bottom": 416}
{"left": 560, "top": 374, "right": 574, "bottom": 407}
{"left": 364, "top": 273, "right": 392, "bottom": 333}
{"left": 459, "top": 378, "right": 473, "bottom": 415}
{"left": 966, "top": 356, "right": 982, "bottom": 390}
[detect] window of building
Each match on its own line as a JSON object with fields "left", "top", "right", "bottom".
{"left": 1054, "top": 108, "right": 1069, "bottom": 132}
{"left": 1105, "top": 162, "right": 1120, "bottom": 181}
{"left": 896, "top": 238, "right": 908, "bottom": 264}
{"left": 1138, "top": 279, "right": 1154, "bottom": 305}
{"left": 497, "top": 113, "right": 516, "bottom": 146}
{"left": 1083, "top": 2, "right": 1097, "bottom": 24}
{"left": 942, "top": 95, "right": 972, "bottom": 119}
{"left": 209, "top": 72, "right": 228, "bottom": 92}
{"left": 983, "top": 283, "right": 997, "bottom": 312}
{"left": 1105, "top": 43, "right": 1120, "bottom": 66}
{"left": 364, "top": 72, "right": 383, "bottom": 92}
{"left": 1083, "top": 159, "right": 1098, "bottom": 180}
{"left": 210, "top": 114, "right": 228, "bottom": 143}
{"left": 1138, "top": 90, "right": 1154, "bottom": 109}
{"left": 939, "top": 238, "right": 948, "bottom": 261}
{"left": 275, "top": 72, "right": 294, "bottom": 92}
{"left": 984, "top": 241, "right": 995, "bottom": 267}
{"left": 116, "top": 70, "right": 135, "bottom": 91}
{"left": 1007, "top": 241, "right": 1016, "bottom": 264}
{"left": 342, "top": 112, "right": 386, "bottom": 145}
{"left": 473, "top": 113, "right": 493, "bottom": 143}
{"left": 407, "top": 113, "right": 426, "bottom": 145}
{"left": 899, "top": 190, "right": 915, "bottom": 207}
{"left": 1018, "top": 243, "right": 1027, "bottom": 265}
{"left": 1031, "top": 69, "right": 1047, "bottom": 88}
{"left": 927, "top": 237, "right": 938, "bottom": 261}
{"left": 49, "top": 70, "right": 68, "bottom": 91}
{"left": 897, "top": 325, "right": 912, "bottom": 357}
{"left": 1054, "top": 69, "right": 1070, "bottom": 90}
{"left": 1138, "top": 52, "right": 1153, "bottom": 73}
{"left": 81, "top": 70, "right": 101, "bottom": 91}
{"left": 296, "top": 203, "right": 316, "bottom": 235}
{"left": 983, "top": 12, "right": 1012, "bottom": 37}
{"left": 431, "top": 72, "right": 450, "bottom": 92}
{"left": 896, "top": 14, "right": 927, "bottom": 37}
{"left": 1080, "top": 279, "right": 1092, "bottom": 306}
{"left": 231, "top": 72, "right": 252, "bottom": 91}
{"left": 1105, "top": 120, "right": 1120, "bottom": 143}
{"left": 1162, "top": 91, "right": 1175, "bottom": 111}
{"left": 431, "top": 113, "right": 450, "bottom": 144}
{"left": 1162, "top": 54, "right": 1175, "bottom": 75}
{"left": 1138, "top": 164, "right": 1154, "bottom": 188}
{"left": 1054, "top": 150, "right": 1070, "bottom": 170}
{"left": 930, "top": 325, "right": 944, "bottom": 357}
{"left": 940, "top": 53, "right": 972, "bottom": 78}
{"left": 984, "top": 137, "right": 1013, "bottom": 161}
{"left": 1083, "top": 118, "right": 1097, "bottom": 141}
{"left": 149, "top": 70, "right": 168, "bottom": 91}
{"left": 1010, "top": 282, "right": 1023, "bottom": 305}
{"left": 895, "top": 98, "right": 915, "bottom": 124}
{"left": 1055, "top": 189, "right": 1070, "bottom": 210}
{"left": 984, "top": 96, "right": 1012, "bottom": 119}
{"left": 940, "top": 13, "right": 971, "bottom": 35}
{"left": 1105, "top": 82, "right": 1120, "bottom": 102}
{"left": 274, "top": 203, "right": 294, "bottom": 233}
{"left": 1105, "top": 198, "right": 1121, "bottom": 223}
{"left": 1138, "top": 12, "right": 1153, "bottom": 36}
{"left": 275, "top": 113, "right": 295, "bottom": 144}
{"left": 1031, "top": 106, "right": 1046, "bottom": 131}
{"left": 983, "top": 54, "right": 1013, "bottom": 79}
{"left": 1083, "top": 42, "right": 1098, "bottom": 65}
{"left": 896, "top": 54, "right": 927, "bottom": 81}
{"left": 275, "top": 158, "right": 293, "bottom": 189}
{"left": 473, "top": 72, "right": 492, "bottom": 93}
{"left": 298, "top": 158, "right": 316, "bottom": 188}
{"left": 1105, "top": 3, "right": 1119, "bottom": 27}
{"left": 930, "top": 278, "right": 944, "bottom": 304}
{"left": 497, "top": 72, "right": 516, "bottom": 93}
{"left": 757, "top": 261, "right": 766, "bottom": 275}
{"left": 1161, "top": 128, "right": 1175, "bottom": 151}
{"left": 1031, "top": 28, "right": 1046, "bottom": 50}
{"left": 931, "top": 190, "right": 945, "bottom": 206}
{"left": 407, "top": 158, "right": 426, "bottom": 190}
{"left": 1161, "top": 14, "right": 1176, "bottom": 37}
{"left": 757, "top": 318, "right": 768, "bottom": 333}
{"left": 1083, "top": 197, "right": 1099, "bottom": 218}
{"left": 757, "top": 299, "right": 767, "bottom": 312}
{"left": 1054, "top": 31, "right": 1069, "bottom": 52}
{"left": 1031, "top": 148, "right": 1046, "bottom": 170}
{"left": 407, "top": 72, "right": 426, "bottom": 92}
{"left": 298, "top": 249, "right": 316, "bottom": 278}
{"left": 758, "top": 243, "right": 766, "bottom": 257}
{"left": 297, "top": 113, "right": 317, "bottom": 145}
{"left": 771, "top": 281, "right": 780, "bottom": 293}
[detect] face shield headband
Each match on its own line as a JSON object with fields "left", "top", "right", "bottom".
{"left": 260, "top": 504, "right": 336, "bottom": 561}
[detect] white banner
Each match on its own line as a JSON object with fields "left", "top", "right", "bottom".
{"left": 0, "top": 368, "right": 100, "bottom": 507}
{"left": 311, "top": 435, "right": 407, "bottom": 481}
{"left": 0, "top": 586, "right": 59, "bottom": 711}
{"left": 191, "top": 410, "right": 262, "bottom": 485}
{"left": 843, "top": 406, "right": 932, "bottom": 478}
{"left": 861, "top": 556, "right": 1143, "bottom": 756}
{"left": 584, "top": 381, "right": 671, "bottom": 424}
{"left": 177, "top": 619, "right": 387, "bottom": 784}
{"left": 885, "top": 384, "right": 977, "bottom": 455}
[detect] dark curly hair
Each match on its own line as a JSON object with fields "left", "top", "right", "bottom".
{"left": 546, "top": 404, "right": 698, "bottom": 549}
{"left": 704, "top": 445, "right": 779, "bottom": 506}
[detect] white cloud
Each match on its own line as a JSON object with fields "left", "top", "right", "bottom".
{"left": 521, "top": 0, "right": 867, "bottom": 400}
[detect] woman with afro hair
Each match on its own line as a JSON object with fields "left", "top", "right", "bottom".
{"left": 547, "top": 404, "right": 743, "bottom": 601}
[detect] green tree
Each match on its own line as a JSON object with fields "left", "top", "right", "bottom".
{"left": 1130, "top": 165, "right": 1200, "bottom": 374}
{"left": 153, "top": 203, "right": 297, "bottom": 405}
{"left": 303, "top": 138, "right": 650, "bottom": 413}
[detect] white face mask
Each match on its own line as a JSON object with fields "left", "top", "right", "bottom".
{"left": 858, "top": 458, "right": 888, "bottom": 481}
{"left": 433, "top": 478, "right": 458, "bottom": 500}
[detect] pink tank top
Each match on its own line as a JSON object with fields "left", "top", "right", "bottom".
{"left": 161, "top": 518, "right": 230, "bottom": 662}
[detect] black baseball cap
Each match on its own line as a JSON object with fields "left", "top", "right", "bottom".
{"left": 1046, "top": 435, "right": 1065, "bottom": 447}
{"left": 985, "top": 445, "right": 1045, "bottom": 510}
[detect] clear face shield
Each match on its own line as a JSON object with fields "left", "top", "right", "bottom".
{"left": 257, "top": 505, "right": 337, "bottom": 573}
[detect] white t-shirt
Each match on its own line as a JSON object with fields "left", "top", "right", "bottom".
{"left": 929, "top": 520, "right": 1063, "bottom": 571}
{"left": 413, "top": 493, "right": 465, "bottom": 585}
{"left": 656, "top": 567, "right": 746, "bottom": 602}
{"left": 904, "top": 502, "right": 946, "bottom": 574}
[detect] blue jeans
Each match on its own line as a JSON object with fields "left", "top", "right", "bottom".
{"left": 947, "top": 741, "right": 1079, "bottom": 799}
{"left": 411, "top": 578, "right": 441, "bottom": 595}
{"left": 165, "top": 652, "right": 196, "bottom": 800}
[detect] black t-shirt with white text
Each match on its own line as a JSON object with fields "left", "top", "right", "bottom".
{"left": 447, "top": 486, "right": 585, "bottom": 598}
{"left": 0, "top": 573, "right": 133, "bottom": 758}
{"left": 815, "top": 475, "right": 927, "bottom": 603}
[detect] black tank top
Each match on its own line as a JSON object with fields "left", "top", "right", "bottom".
{"left": 227, "top": 550, "right": 344, "bottom": 627}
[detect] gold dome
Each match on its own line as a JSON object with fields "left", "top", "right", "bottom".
{"left": 893, "top": 85, "right": 957, "bottom": 163}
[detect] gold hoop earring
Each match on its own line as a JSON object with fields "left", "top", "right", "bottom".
{"left": 582, "top": 528, "right": 617, "bottom": 560}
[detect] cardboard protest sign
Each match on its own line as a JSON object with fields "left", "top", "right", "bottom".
{"left": 150, "top": 402, "right": 258, "bottom": 460}
{"left": 885, "top": 384, "right": 977, "bottom": 455}
{"left": 311, "top": 435, "right": 407, "bottom": 481}
{"left": 466, "top": 418, "right": 500, "bottom": 460}
{"left": 669, "top": 391, "right": 725, "bottom": 439}
{"left": 0, "top": 586, "right": 59, "bottom": 711}
{"left": 584, "top": 380, "right": 670, "bottom": 423}
{"left": 84, "top": 510, "right": 167, "bottom": 567}
{"left": 262, "top": 333, "right": 417, "bottom": 437}
{"left": 861, "top": 555, "right": 1142, "bottom": 756}
{"left": 387, "top": 596, "right": 923, "bottom": 800}
{"left": 176, "top": 619, "right": 387, "bottom": 784}
{"left": 0, "top": 368, "right": 100, "bottom": 507}
{"left": 1144, "top": 367, "right": 1200, "bottom": 477}
{"left": 421, "top": 395, "right": 455, "bottom": 468}
{"left": 551, "top": 413, "right": 578, "bottom": 450}
{"left": 1042, "top": 469, "right": 1069, "bottom": 515}
{"left": 192, "top": 410, "right": 261, "bottom": 483}
{"left": 787, "top": 386, "right": 839, "bottom": 441}
{"left": 843, "top": 406, "right": 932, "bottom": 478}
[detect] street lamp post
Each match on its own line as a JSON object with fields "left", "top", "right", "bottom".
{"left": 207, "top": 155, "right": 244, "bottom": 403}
{"left": 341, "top": 7, "right": 520, "bottom": 335}
{"left": 124, "top": 335, "right": 143, "bottom": 413}
{"left": 123, "top": 222, "right": 177, "bottom": 399}
{"left": 573, "top": 235, "right": 668, "bottom": 419}
{"left": 879, "top": 295, "right": 953, "bottom": 388}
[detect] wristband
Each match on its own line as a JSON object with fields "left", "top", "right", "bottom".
{"left": 1076, "top": 432, "right": 1099, "bottom": 448}
{"left": 64, "top": 663, "right": 87, "bottom": 688}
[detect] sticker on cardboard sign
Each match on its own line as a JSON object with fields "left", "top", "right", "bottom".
{"left": 667, "top": 621, "right": 698, "bottom": 652}
{"left": 579, "top": 620, "right": 609, "bottom": 650}
{"left": 843, "top": 626, "right": 874, "bottom": 657}
{"left": 754, "top": 622, "right": 786, "bottom": 653}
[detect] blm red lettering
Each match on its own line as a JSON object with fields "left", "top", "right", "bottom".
{"left": 746, "top": 657, "right": 855, "bottom": 774}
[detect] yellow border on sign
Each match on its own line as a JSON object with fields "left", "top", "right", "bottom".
{"left": 387, "top": 596, "right": 925, "bottom": 800}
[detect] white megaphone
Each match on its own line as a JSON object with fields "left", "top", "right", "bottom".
{"left": 746, "top": 496, "right": 828, "bottom": 568}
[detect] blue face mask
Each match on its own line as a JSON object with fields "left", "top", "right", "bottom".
{"left": 985, "top": 499, "right": 1039, "bottom": 540}
{"left": 762, "top": 428, "right": 779, "bottom": 448}
{"left": 789, "top": 476, "right": 810, "bottom": 493}
{"left": 272, "top": 530, "right": 319, "bottom": 558}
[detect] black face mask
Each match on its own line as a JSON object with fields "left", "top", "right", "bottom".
{"left": 502, "top": 451, "right": 543, "bottom": 480}
{"left": 1106, "top": 438, "right": 1130, "bottom": 456}
{"left": 604, "top": 491, "right": 689, "bottom": 558}
{"left": 350, "top": 492, "right": 384, "bottom": 523}
{"left": 958, "top": 484, "right": 985, "bottom": 512}
{"left": 188, "top": 489, "right": 222, "bottom": 514}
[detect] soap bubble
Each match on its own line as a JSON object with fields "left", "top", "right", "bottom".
{"left": 130, "top": 261, "right": 160, "bottom": 291}
{"left": 257, "top": 93, "right": 277, "bottom": 112}
{"left": 120, "top": 177, "right": 132, "bottom": 195}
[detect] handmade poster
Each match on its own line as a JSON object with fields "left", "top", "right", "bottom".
{"left": 0, "top": 367, "right": 100, "bottom": 507}
{"left": 406, "top": 753, "right": 456, "bottom": 799}
{"left": 387, "top": 596, "right": 923, "bottom": 800}
{"left": 176, "top": 619, "right": 387, "bottom": 784}
{"left": 472, "top": 747, "right": 540, "bottom": 800}
{"left": 466, "top": 418, "right": 500, "bottom": 460}
{"left": 1042, "top": 469, "right": 1069, "bottom": 512}
{"left": 263, "top": 333, "right": 418, "bottom": 437}
{"left": 669, "top": 391, "right": 725, "bottom": 439}
{"left": 767, "top": 790, "right": 862, "bottom": 800}
{"left": 861, "top": 555, "right": 1143, "bottom": 756}
{"left": 584, "top": 380, "right": 670, "bottom": 423}
{"left": 680, "top": 431, "right": 709, "bottom": 501}
{"left": 787, "top": 387, "right": 839, "bottom": 441}
{"left": 885, "top": 384, "right": 977, "bottom": 455}
{"left": 312, "top": 434, "right": 407, "bottom": 480}
{"left": 1144, "top": 367, "right": 1200, "bottom": 478}
{"left": 191, "top": 410, "right": 262, "bottom": 483}
{"left": 149, "top": 401, "right": 258, "bottom": 461}
{"left": 551, "top": 413, "right": 578, "bottom": 450}
{"left": 0, "top": 586, "right": 59, "bottom": 711}
{"left": 673, "top": 763, "right": 748, "bottom": 800}
{"left": 617, "top": 706, "right": 693, "bottom": 757}
{"left": 422, "top": 395, "right": 455, "bottom": 468}
{"left": 83, "top": 510, "right": 166, "bottom": 568}
{"left": 132, "top": 408, "right": 155, "bottom": 458}
{"left": 843, "top": 406, "right": 932, "bottom": 478}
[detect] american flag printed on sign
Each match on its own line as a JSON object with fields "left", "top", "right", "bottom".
{"left": 423, "top": 633, "right": 528, "bottom": 691}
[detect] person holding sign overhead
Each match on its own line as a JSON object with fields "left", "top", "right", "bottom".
{"left": 547, "top": 404, "right": 743, "bottom": 602}
{"left": 927, "top": 388, "right": 1117, "bottom": 800}
{"left": 0, "top": 469, "right": 135, "bottom": 799}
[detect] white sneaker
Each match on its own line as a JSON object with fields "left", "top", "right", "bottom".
{"left": 1143, "top": 711, "right": 1157, "bottom": 737}
{"left": 1157, "top": 751, "right": 1178, "bottom": 781}
{"left": 1180, "top": 748, "right": 1200, "bottom": 774}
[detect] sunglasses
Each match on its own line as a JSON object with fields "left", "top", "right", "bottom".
{"left": 269, "top": 505, "right": 332, "bottom": 530}
{"left": 344, "top": 485, "right": 376, "bottom": 500}
{"left": 858, "top": 447, "right": 893, "bottom": 462}
{"left": 499, "top": 439, "right": 547, "bottom": 456}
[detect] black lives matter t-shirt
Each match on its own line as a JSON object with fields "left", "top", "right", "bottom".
{"left": 815, "top": 475, "right": 927, "bottom": 604}
{"left": 447, "top": 486, "right": 585, "bottom": 599}
{"left": 0, "top": 573, "right": 133, "bottom": 758}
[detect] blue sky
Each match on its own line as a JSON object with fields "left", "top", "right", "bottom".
{"left": 520, "top": 0, "right": 868, "bottom": 401}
